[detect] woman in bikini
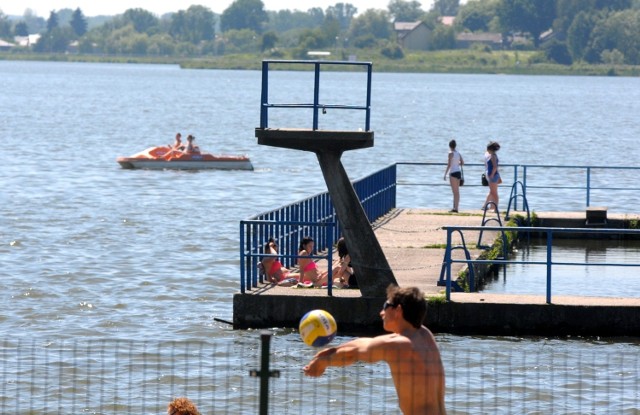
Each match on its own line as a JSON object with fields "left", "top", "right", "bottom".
{"left": 298, "top": 237, "right": 329, "bottom": 288}
{"left": 261, "top": 239, "right": 299, "bottom": 285}
{"left": 483, "top": 141, "right": 502, "bottom": 212}
{"left": 332, "top": 237, "right": 357, "bottom": 289}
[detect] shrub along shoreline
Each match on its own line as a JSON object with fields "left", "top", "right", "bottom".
{"left": 2, "top": 49, "right": 639, "bottom": 77}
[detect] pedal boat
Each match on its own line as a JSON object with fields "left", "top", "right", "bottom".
{"left": 117, "top": 146, "right": 253, "bottom": 171}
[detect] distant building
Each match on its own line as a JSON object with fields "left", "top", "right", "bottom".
{"left": 0, "top": 39, "right": 15, "bottom": 51}
{"left": 394, "top": 21, "right": 431, "bottom": 51}
{"left": 456, "top": 32, "right": 503, "bottom": 49}
{"left": 439, "top": 16, "right": 456, "bottom": 26}
{"left": 14, "top": 34, "right": 41, "bottom": 47}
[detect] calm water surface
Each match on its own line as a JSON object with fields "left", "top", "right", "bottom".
{"left": 1, "top": 61, "right": 639, "bottom": 413}
{"left": 484, "top": 239, "right": 640, "bottom": 297}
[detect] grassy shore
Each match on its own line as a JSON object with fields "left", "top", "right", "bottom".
{"left": 2, "top": 49, "right": 640, "bottom": 77}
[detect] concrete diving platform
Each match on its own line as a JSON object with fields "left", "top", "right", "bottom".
{"left": 233, "top": 209, "right": 640, "bottom": 337}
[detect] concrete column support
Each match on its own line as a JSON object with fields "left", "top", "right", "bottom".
{"left": 316, "top": 150, "right": 397, "bottom": 297}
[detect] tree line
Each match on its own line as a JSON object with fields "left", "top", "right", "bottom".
{"left": 1, "top": 0, "right": 640, "bottom": 65}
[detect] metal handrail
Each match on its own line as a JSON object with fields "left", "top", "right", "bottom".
{"left": 396, "top": 162, "right": 640, "bottom": 211}
{"left": 240, "top": 220, "right": 335, "bottom": 295}
{"left": 259, "top": 60, "right": 373, "bottom": 131}
{"left": 442, "top": 226, "right": 640, "bottom": 304}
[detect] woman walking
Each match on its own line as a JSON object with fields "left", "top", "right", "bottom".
{"left": 443, "top": 139, "right": 464, "bottom": 213}
{"left": 483, "top": 141, "right": 501, "bottom": 212}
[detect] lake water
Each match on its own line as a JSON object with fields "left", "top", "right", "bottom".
{"left": 2, "top": 60, "right": 639, "bottom": 413}
{"left": 483, "top": 239, "right": 640, "bottom": 297}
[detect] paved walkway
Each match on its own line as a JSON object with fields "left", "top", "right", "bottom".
{"left": 373, "top": 208, "right": 497, "bottom": 294}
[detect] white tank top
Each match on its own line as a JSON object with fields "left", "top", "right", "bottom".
{"left": 449, "top": 150, "right": 461, "bottom": 173}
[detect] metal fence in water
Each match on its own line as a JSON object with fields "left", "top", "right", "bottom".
{"left": 2, "top": 337, "right": 638, "bottom": 414}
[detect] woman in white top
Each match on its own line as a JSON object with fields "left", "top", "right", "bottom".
{"left": 443, "top": 139, "right": 464, "bottom": 213}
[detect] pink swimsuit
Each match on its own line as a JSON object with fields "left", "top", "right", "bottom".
{"left": 302, "top": 261, "right": 318, "bottom": 272}
{"left": 268, "top": 260, "right": 289, "bottom": 281}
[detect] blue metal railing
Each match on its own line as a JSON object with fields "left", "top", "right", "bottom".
{"left": 396, "top": 162, "right": 640, "bottom": 211}
{"left": 240, "top": 220, "right": 336, "bottom": 294}
{"left": 239, "top": 164, "right": 397, "bottom": 293}
{"left": 240, "top": 162, "right": 640, "bottom": 294}
{"left": 442, "top": 226, "right": 640, "bottom": 303}
{"left": 259, "top": 60, "right": 373, "bottom": 131}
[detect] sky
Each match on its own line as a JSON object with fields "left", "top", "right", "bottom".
{"left": 3, "top": 0, "right": 438, "bottom": 18}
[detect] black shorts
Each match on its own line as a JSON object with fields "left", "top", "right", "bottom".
{"left": 450, "top": 171, "right": 462, "bottom": 179}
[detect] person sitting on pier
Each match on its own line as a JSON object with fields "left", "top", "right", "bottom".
{"left": 332, "top": 237, "right": 357, "bottom": 289}
{"left": 261, "top": 238, "right": 299, "bottom": 285}
{"left": 298, "top": 236, "right": 329, "bottom": 288}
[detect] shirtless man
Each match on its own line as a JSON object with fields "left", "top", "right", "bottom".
{"left": 304, "top": 285, "right": 446, "bottom": 414}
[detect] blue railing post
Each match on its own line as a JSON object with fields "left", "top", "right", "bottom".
{"left": 522, "top": 165, "right": 527, "bottom": 205}
{"left": 260, "top": 61, "right": 269, "bottom": 129}
{"left": 546, "top": 230, "right": 553, "bottom": 304}
{"left": 445, "top": 229, "right": 452, "bottom": 302}
{"left": 365, "top": 64, "right": 372, "bottom": 131}
{"left": 327, "top": 224, "right": 334, "bottom": 296}
{"left": 240, "top": 221, "right": 246, "bottom": 293}
{"left": 513, "top": 165, "right": 519, "bottom": 211}
{"left": 586, "top": 167, "right": 591, "bottom": 207}
{"left": 313, "top": 62, "right": 321, "bottom": 130}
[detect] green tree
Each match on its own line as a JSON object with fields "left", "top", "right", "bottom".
{"left": 587, "top": 10, "right": 640, "bottom": 64}
{"left": 349, "top": 9, "right": 392, "bottom": 42}
{"left": 457, "top": 0, "right": 499, "bottom": 32}
{"left": 498, "top": 0, "right": 556, "bottom": 47}
{"left": 70, "top": 8, "right": 87, "bottom": 37}
{"left": 544, "top": 39, "right": 573, "bottom": 64}
{"left": 122, "top": 8, "right": 159, "bottom": 34}
{"left": 148, "top": 33, "right": 176, "bottom": 55}
{"left": 308, "top": 7, "right": 326, "bottom": 26}
{"left": 326, "top": 3, "right": 358, "bottom": 31}
{"left": 223, "top": 28, "right": 260, "bottom": 53}
{"left": 170, "top": 5, "right": 216, "bottom": 44}
{"left": 381, "top": 41, "right": 404, "bottom": 58}
{"left": 46, "top": 10, "right": 59, "bottom": 32}
{"left": 34, "top": 26, "right": 73, "bottom": 52}
{"left": 600, "top": 48, "right": 624, "bottom": 64}
{"left": 14, "top": 21, "right": 29, "bottom": 37}
{"left": 387, "top": 0, "right": 424, "bottom": 22}
{"left": 266, "top": 9, "right": 325, "bottom": 32}
{"left": 292, "top": 28, "right": 331, "bottom": 58}
{"left": 261, "top": 31, "right": 278, "bottom": 51}
{"left": 430, "top": 24, "right": 456, "bottom": 49}
{"left": 566, "top": 10, "right": 602, "bottom": 61}
{"left": 321, "top": 12, "right": 341, "bottom": 43}
{"left": 22, "top": 9, "right": 46, "bottom": 34}
{"left": 0, "top": 12, "right": 12, "bottom": 38}
{"left": 221, "top": 0, "right": 268, "bottom": 34}
{"left": 554, "top": 0, "right": 631, "bottom": 38}
{"left": 432, "top": 0, "right": 460, "bottom": 16}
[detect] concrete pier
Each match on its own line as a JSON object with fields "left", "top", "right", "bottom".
{"left": 233, "top": 209, "right": 640, "bottom": 337}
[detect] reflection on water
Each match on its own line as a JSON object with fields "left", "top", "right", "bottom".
{"left": 482, "top": 238, "right": 640, "bottom": 297}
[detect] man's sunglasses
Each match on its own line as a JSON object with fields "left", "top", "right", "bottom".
{"left": 382, "top": 301, "right": 398, "bottom": 311}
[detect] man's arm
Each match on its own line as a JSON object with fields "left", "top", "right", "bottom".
{"left": 304, "top": 335, "right": 401, "bottom": 377}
